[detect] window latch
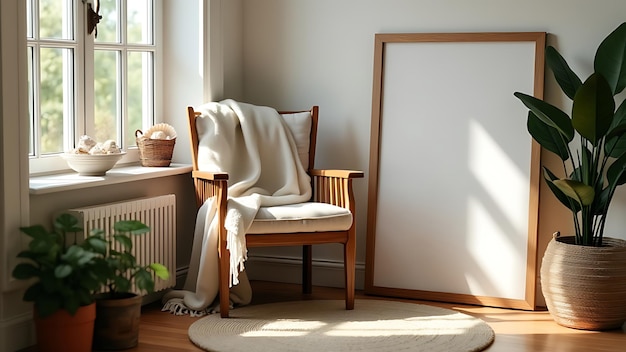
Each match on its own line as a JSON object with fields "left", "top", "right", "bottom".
{"left": 85, "top": 0, "right": 102, "bottom": 38}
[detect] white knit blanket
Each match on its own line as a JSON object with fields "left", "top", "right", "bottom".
{"left": 162, "top": 99, "right": 312, "bottom": 315}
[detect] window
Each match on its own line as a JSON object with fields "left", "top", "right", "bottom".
{"left": 27, "top": 0, "right": 160, "bottom": 174}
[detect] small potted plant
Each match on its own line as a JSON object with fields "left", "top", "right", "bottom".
{"left": 89, "top": 219, "right": 170, "bottom": 350}
{"left": 12, "top": 213, "right": 109, "bottom": 352}
{"left": 514, "top": 22, "right": 626, "bottom": 330}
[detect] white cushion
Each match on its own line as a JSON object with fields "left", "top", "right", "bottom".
{"left": 248, "top": 202, "right": 352, "bottom": 234}
{"left": 281, "top": 112, "right": 312, "bottom": 170}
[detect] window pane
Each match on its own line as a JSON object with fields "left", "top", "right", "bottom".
{"left": 127, "top": 0, "right": 152, "bottom": 44}
{"left": 39, "top": 0, "right": 73, "bottom": 40}
{"left": 28, "top": 47, "right": 34, "bottom": 155}
{"left": 127, "top": 51, "right": 152, "bottom": 147}
{"left": 27, "top": 0, "right": 34, "bottom": 39}
{"left": 40, "top": 47, "right": 72, "bottom": 154}
{"left": 95, "top": 0, "right": 119, "bottom": 43}
{"left": 94, "top": 50, "right": 120, "bottom": 143}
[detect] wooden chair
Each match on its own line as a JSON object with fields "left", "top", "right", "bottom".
{"left": 187, "top": 105, "right": 363, "bottom": 317}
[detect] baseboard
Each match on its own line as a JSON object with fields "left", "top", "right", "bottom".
{"left": 245, "top": 255, "right": 366, "bottom": 290}
{"left": 170, "top": 256, "right": 365, "bottom": 293}
{"left": 1, "top": 311, "right": 34, "bottom": 352}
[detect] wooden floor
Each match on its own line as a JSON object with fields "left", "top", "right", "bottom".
{"left": 125, "top": 280, "right": 626, "bottom": 352}
{"left": 16, "top": 279, "right": 620, "bottom": 352}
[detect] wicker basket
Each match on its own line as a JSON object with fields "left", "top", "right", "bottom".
{"left": 135, "top": 129, "right": 175, "bottom": 167}
{"left": 541, "top": 234, "right": 626, "bottom": 330}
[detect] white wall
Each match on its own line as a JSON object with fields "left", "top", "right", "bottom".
{"left": 238, "top": 0, "right": 626, "bottom": 299}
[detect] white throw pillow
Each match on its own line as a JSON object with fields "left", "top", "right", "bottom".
{"left": 281, "top": 112, "right": 312, "bottom": 170}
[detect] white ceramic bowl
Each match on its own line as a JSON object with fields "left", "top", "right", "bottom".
{"left": 61, "top": 152, "right": 126, "bottom": 176}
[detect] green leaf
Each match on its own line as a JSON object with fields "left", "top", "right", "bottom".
{"left": 35, "top": 296, "right": 61, "bottom": 318}
{"left": 572, "top": 73, "right": 615, "bottom": 145}
{"left": 594, "top": 22, "right": 626, "bottom": 95}
{"left": 114, "top": 220, "right": 149, "bottom": 235}
{"left": 149, "top": 263, "right": 170, "bottom": 280}
{"left": 607, "top": 152, "right": 626, "bottom": 187}
{"left": 20, "top": 225, "right": 50, "bottom": 240}
{"left": 527, "top": 111, "right": 570, "bottom": 160}
{"left": 546, "top": 45, "right": 583, "bottom": 99}
{"left": 23, "top": 282, "right": 44, "bottom": 302}
{"left": 593, "top": 187, "right": 611, "bottom": 215}
{"left": 54, "top": 213, "right": 83, "bottom": 233}
{"left": 12, "top": 263, "right": 40, "bottom": 280}
{"left": 514, "top": 92, "right": 574, "bottom": 142}
{"left": 553, "top": 179, "right": 595, "bottom": 206}
{"left": 543, "top": 167, "right": 582, "bottom": 212}
{"left": 61, "top": 245, "right": 96, "bottom": 266}
{"left": 113, "top": 276, "right": 131, "bottom": 293}
{"left": 63, "top": 295, "right": 80, "bottom": 316}
{"left": 84, "top": 236, "right": 107, "bottom": 254}
{"left": 54, "top": 264, "right": 72, "bottom": 279}
{"left": 113, "top": 234, "right": 133, "bottom": 251}
{"left": 605, "top": 100, "right": 626, "bottom": 157}
{"left": 135, "top": 269, "right": 155, "bottom": 293}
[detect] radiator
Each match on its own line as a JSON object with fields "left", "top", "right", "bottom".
{"left": 67, "top": 194, "right": 177, "bottom": 294}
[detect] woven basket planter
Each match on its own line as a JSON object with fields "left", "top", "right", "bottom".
{"left": 540, "top": 234, "right": 626, "bottom": 330}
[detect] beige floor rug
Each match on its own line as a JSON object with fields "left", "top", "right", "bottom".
{"left": 188, "top": 299, "right": 495, "bottom": 352}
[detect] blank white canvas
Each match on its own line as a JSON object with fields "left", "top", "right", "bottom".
{"left": 373, "top": 41, "right": 535, "bottom": 299}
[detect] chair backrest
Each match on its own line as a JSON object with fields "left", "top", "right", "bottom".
{"left": 187, "top": 105, "right": 319, "bottom": 174}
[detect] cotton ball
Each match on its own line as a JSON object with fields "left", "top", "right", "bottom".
{"left": 151, "top": 131, "right": 167, "bottom": 140}
{"left": 101, "top": 140, "right": 121, "bottom": 153}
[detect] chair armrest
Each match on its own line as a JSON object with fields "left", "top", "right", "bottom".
{"left": 310, "top": 169, "right": 363, "bottom": 209}
{"left": 191, "top": 170, "right": 229, "bottom": 208}
{"left": 310, "top": 169, "right": 364, "bottom": 179}
{"left": 192, "top": 170, "right": 229, "bottom": 181}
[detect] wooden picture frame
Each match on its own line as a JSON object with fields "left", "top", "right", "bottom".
{"left": 365, "top": 32, "right": 546, "bottom": 310}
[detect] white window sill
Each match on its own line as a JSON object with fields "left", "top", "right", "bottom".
{"left": 29, "top": 163, "right": 192, "bottom": 195}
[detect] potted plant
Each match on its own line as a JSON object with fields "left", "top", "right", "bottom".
{"left": 12, "top": 213, "right": 109, "bottom": 352}
{"left": 90, "top": 219, "right": 170, "bottom": 350}
{"left": 514, "top": 22, "right": 626, "bottom": 330}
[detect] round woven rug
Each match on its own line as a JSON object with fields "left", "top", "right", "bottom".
{"left": 188, "top": 299, "right": 495, "bottom": 352}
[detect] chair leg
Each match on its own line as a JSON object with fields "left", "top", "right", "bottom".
{"left": 344, "top": 236, "right": 356, "bottom": 310}
{"left": 302, "top": 245, "right": 312, "bottom": 294}
{"left": 219, "top": 237, "right": 230, "bottom": 318}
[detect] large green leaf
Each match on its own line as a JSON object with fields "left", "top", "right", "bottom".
{"left": 594, "top": 22, "right": 626, "bottom": 95}
{"left": 572, "top": 73, "right": 615, "bottom": 145}
{"left": 527, "top": 111, "right": 570, "bottom": 161}
{"left": 553, "top": 179, "right": 595, "bottom": 206}
{"left": 543, "top": 167, "right": 582, "bottom": 212}
{"left": 607, "top": 151, "right": 626, "bottom": 187}
{"left": 514, "top": 92, "right": 574, "bottom": 141}
{"left": 605, "top": 100, "right": 626, "bottom": 157}
{"left": 592, "top": 186, "right": 611, "bottom": 215}
{"left": 546, "top": 46, "right": 583, "bottom": 99}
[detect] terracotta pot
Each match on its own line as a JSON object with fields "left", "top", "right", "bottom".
{"left": 541, "top": 235, "right": 626, "bottom": 330}
{"left": 92, "top": 293, "right": 143, "bottom": 350}
{"left": 34, "top": 303, "right": 96, "bottom": 352}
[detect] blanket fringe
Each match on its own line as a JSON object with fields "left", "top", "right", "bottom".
{"left": 161, "top": 297, "right": 237, "bottom": 317}
{"left": 161, "top": 298, "right": 212, "bottom": 317}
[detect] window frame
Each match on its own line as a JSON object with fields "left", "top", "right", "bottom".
{"left": 27, "top": 0, "right": 162, "bottom": 175}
